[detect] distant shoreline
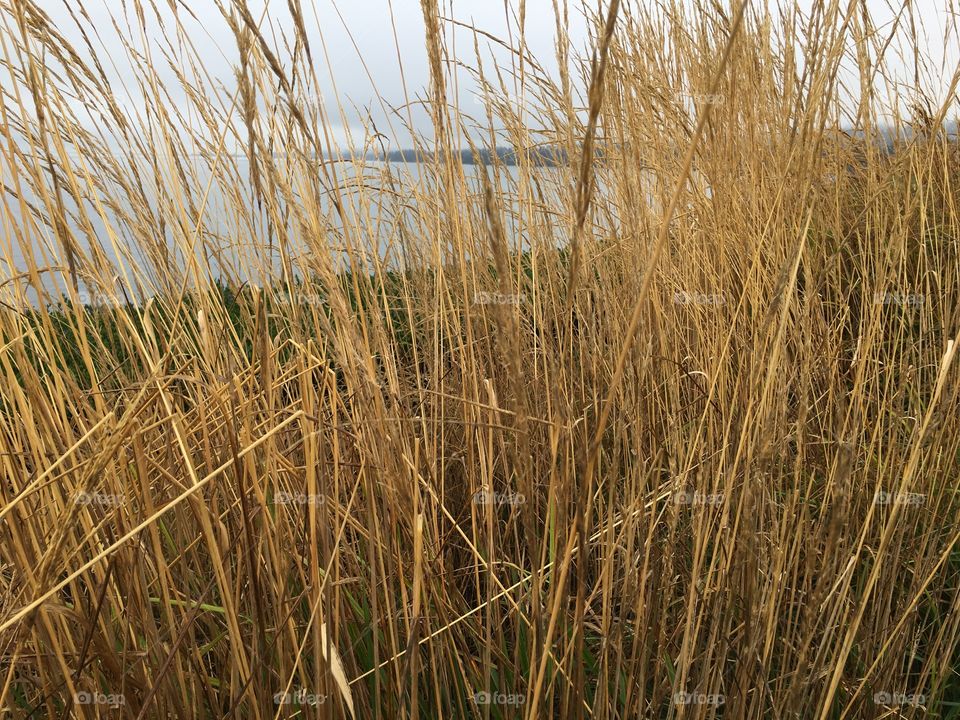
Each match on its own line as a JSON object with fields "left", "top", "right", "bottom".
{"left": 371, "top": 146, "right": 569, "bottom": 167}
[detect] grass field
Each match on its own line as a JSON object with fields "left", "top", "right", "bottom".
{"left": 1, "top": 0, "right": 960, "bottom": 717}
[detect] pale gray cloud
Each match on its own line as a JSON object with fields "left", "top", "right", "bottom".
{"left": 35, "top": 0, "right": 593, "bottom": 148}
{"left": 26, "top": 0, "right": 960, "bottom": 148}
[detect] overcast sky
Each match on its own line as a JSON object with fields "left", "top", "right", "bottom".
{"left": 30, "top": 0, "right": 591, "bottom": 149}
{"left": 26, "top": 0, "right": 960, "bottom": 149}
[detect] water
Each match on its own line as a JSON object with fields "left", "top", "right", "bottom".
{"left": 1, "top": 156, "right": 560, "bottom": 309}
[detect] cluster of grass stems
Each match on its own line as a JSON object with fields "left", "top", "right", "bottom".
{"left": 1, "top": 0, "right": 960, "bottom": 717}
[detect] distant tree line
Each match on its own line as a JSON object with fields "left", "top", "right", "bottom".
{"left": 362, "top": 124, "right": 960, "bottom": 167}
{"left": 371, "top": 146, "right": 571, "bottom": 166}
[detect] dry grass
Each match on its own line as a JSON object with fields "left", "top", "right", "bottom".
{"left": 0, "top": 0, "right": 959, "bottom": 717}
